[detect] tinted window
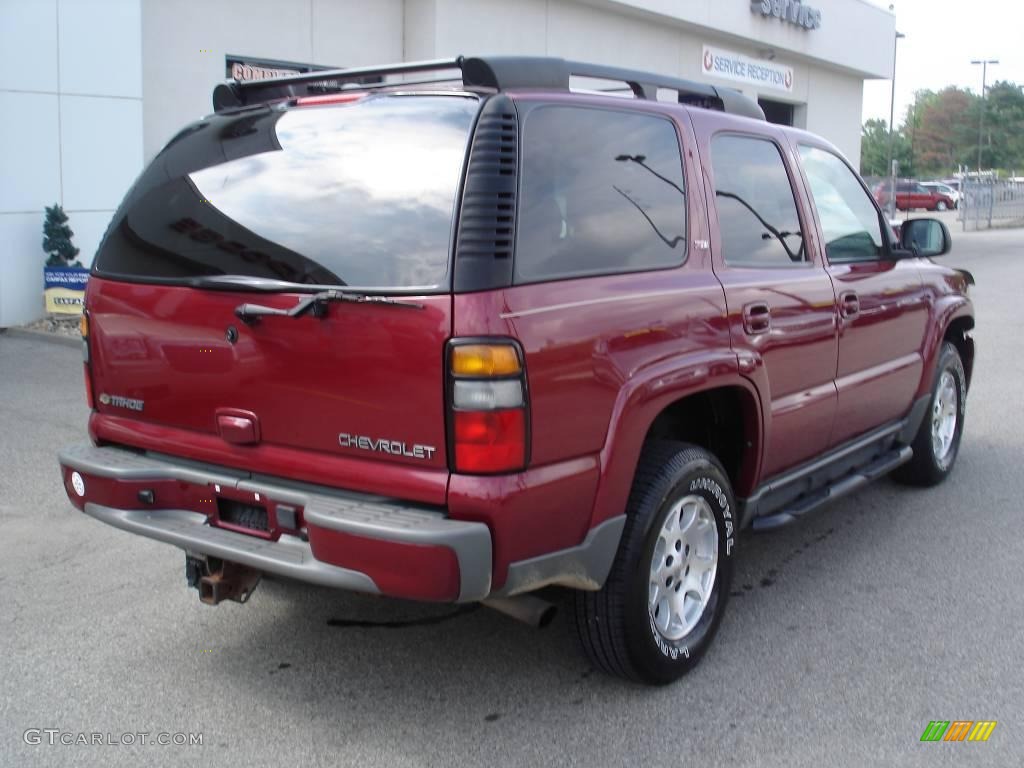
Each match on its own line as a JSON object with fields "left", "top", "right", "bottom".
{"left": 798, "top": 145, "right": 884, "bottom": 262}
{"left": 515, "top": 106, "right": 686, "bottom": 283}
{"left": 94, "top": 95, "right": 479, "bottom": 289}
{"left": 711, "top": 135, "right": 805, "bottom": 266}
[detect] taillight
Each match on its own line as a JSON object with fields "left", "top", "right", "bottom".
{"left": 81, "top": 310, "right": 95, "bottom": 410}
{"left": 448, "top": 341, "right": 528, "bottom": 474}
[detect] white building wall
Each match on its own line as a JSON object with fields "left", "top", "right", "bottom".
{"left": 0, "top": 0, "right": 142, "bottom": 328}
{"left": 1, "top": 0, "right": 890, "bottom": 327}
{"left": 582, "top": 0, "right": 894, "bottom": 79}
{"left": 141, "top": 0, "right": 404, "bottom": 161}
{"left": 805, "top": 67, "right": 865, "bottom": 166}
{"left": 426, "top": 0, "right": 876, "bottom": 163}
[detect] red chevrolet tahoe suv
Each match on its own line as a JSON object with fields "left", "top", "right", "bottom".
{"left": 58, "top": 57, "right": 975, "bottom": 685}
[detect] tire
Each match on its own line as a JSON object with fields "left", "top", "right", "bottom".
{"left": 936, "top": 200, "right": 948, "bottom": 211}
{"left": 894, "top": 342, "right": 967, "bottom": 487}
{"left": 572, "top": 441, "right": 736, "bottom": 684}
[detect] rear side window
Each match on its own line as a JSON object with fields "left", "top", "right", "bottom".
{"left": 515, "top": 106, "right": 686, "bottom": 283}
{"left": 93, "top": 95, "right": 479, "bottom": 289}
{"left": 711, "top": 135, "right": 805, "bottom": 267}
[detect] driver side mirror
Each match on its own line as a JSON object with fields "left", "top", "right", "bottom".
{"left": 900, "top": 218, "right": 952, "bottom": 257}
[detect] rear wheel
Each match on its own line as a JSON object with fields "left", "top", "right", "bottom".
{"left": 895, "top": 342, "right": 966, "bottom": 486}
{"left": 572, "top": 442, "right": 736, "bottom": 684}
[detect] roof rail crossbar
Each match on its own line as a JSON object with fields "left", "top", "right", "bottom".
{"left": 213, "top": 57, "right": 465, "bottom": 111}
{"left": 212, "top": 55, "right": 765, "bottom": 121}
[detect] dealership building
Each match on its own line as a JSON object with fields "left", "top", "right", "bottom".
{"left": 0, "top": 0, "right": 895, "bottom": 327}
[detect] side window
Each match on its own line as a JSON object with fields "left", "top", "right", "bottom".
{"left": 515, "top": 106, "right": 686, "bottom": 283}
{"left": 798, "top": 145, "right": 885, "bottom": 263}
{"left": 710, "top": 135, "right": 806, "bottom": 267}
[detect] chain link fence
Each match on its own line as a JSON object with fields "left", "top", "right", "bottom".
{"left": 960, "top": 179, "right": 1024, "bottom": 231}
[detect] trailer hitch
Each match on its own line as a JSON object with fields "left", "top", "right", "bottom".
{"left": 186, "top": 554, "right": 261, "bottom": 605}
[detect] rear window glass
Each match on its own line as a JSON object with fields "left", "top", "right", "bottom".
{"left": 515, "top": 106, "right": 686, "bottom": 283}
{"left": 93, "top": 95, "right": 479, "bottom": 289}
{"left": 710, "top": 135, "right": 805, "bottom": 267}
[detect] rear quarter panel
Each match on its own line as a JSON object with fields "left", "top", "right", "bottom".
{"left": 450, "top": 99, "right": 759, "bottom": 569}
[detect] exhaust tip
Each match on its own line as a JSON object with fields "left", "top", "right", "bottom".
{"left": 483, "top": 595, "right": 558, "bottom": 628}
{"left": 536, "top": 604, "right": 557, "bottom": 629}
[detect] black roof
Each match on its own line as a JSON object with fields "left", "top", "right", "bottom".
{"left": 212, "top": 55, "right": 765, "bottom": 121}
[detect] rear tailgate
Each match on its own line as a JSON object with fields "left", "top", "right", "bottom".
{"left": 87, "top": 278, "right": 451, "bottom": 469}
{"left": 85, "top": 93, "right": 481, "bottom": 498}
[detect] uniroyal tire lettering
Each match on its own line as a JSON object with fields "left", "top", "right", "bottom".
{"left": 689, "top": 477, "right": 727, "bottom": 509}
{"left": 689, "top": 475, "right": 735, "bottom": 558}
{"left": 649, "top": 613, "right": 691, "bottom": 659}
{"left": 954, "top": 359, "right": 968, "bottom": 416}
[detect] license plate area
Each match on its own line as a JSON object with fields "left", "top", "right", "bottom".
{"left": 215, "top": 495, "right": 271, "bottom": 538}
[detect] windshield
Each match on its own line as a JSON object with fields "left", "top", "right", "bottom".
{"left": 93, "top": 94, "right": 480, "bottom": 290}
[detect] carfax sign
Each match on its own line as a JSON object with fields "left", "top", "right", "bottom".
{"left": 702, "top": 46, "right": 794, "bottom": 93}
{"left": 44, "top": 267, "right": 89, "bottom": 315}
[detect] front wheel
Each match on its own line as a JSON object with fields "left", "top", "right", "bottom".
{"left": 895, "top": 342, "right": 967, "bottom": 486}
{"left": 936, "top": 200, "right": 948, "bottom": 211}
{"left": 572, "top": 442, "right": 736, "bottom": 684}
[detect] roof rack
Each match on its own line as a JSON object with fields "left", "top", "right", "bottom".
{"left": 212, "top": 55, "right": 765, "bottom": 121}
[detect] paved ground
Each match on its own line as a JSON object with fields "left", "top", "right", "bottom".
{"left": 2, "top": 227, "right": 1022, "bottom": 767}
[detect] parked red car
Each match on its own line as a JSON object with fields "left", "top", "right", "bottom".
{"left": 874, "top": 180, "right": 956, "bottom": 211}
{"left": 59, "top": 56, "right": 975, "bottom": 685}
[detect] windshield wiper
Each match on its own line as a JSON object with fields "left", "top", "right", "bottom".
{"left": 234, "top": 289, "right": 424, "bottom": 324}
{"left": 191, "top": 275, "right": 316, "bottom": 292}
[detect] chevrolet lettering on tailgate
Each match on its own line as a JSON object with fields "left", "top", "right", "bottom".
{"left": 338, "top": 433, "right": 437, "bottom": 461}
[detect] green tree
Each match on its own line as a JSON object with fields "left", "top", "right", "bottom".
{"left": 913, "top": 87, "right": 976, "bottom": 176}
{"left": 42, "top": 203, "right": 80, "bottom": 268}
{"left": 984, "top": 81, "right": 1024, "bottom": 171}
{"left": 863, "top": 80, "right": 1023, "bottom": 178}
{"left": 860, "top": 118, "right": 911, "bottom": 178}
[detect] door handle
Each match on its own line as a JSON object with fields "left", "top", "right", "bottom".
{"left": 742, "top": 302, "right": 771, "bottom": 335}
{"left": 839, "top": 291, "right": 860, "bottom": 319}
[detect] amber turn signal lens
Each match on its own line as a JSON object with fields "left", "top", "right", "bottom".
{"left": 451, "top": 344, "right": 521, "bottom": 377}
{"left": 79, "top": 313, "right": 89, "bottom": 338}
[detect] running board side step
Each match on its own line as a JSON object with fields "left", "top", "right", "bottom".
{"left": 751, "top": 446, "right": 912, "bottom": 531}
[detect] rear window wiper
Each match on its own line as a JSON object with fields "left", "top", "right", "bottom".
{"left": 234, "top": 289, "right": 424, "bottom": 324}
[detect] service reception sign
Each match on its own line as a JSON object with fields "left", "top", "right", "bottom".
{"left": 702, "top": 46, "right": 794, "bottom": 93}
{"left": 44, "top": 267, "right": 89, "bottom": 315}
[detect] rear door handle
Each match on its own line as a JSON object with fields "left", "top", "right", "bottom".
{"left": 742, "top": 302, "right": 771, "bottom": 335}
{"left": 839, "top": 291, "right": 860, "bottom": 318}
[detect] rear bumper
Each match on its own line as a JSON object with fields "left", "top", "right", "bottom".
{"left": 59, "top": 444, "right": 492, "bottom": 602}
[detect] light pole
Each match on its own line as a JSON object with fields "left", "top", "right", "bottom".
{"left": 970, "top": 59, "right": 999, "bottom": 174}
{"left": 886, "top": 30, "right": 906, "bottom": 219}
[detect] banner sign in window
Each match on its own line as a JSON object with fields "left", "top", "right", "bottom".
{"left": 44, "top": 267, "right": 89, "bottom": 315}
{"left": 702, "top": 45, "right": 794, "bottom": 93}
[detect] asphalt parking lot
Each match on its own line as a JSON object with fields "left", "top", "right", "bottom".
{"left": 2, "top": 227, "right": 1022, "bottom": 767}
